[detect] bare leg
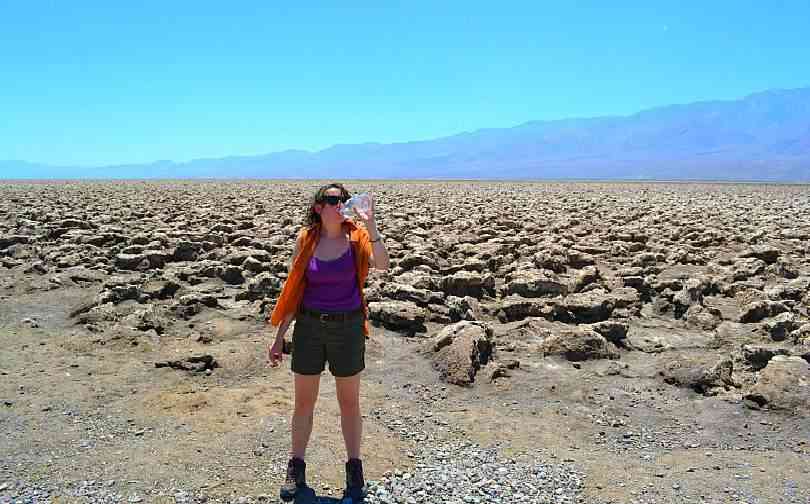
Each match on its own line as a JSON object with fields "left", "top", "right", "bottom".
{"left": 291, "top": 373, "right": 321, "bottom": 459}
{"left": 335, "top": 373, "right": 362, "bottom": 460}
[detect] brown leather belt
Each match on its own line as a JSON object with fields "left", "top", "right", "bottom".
{"left": 299, "top": 306, "right": 364, "bottom": 323}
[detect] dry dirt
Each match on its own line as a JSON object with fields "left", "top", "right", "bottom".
{"left": 1, "top": 180, "right": 809, "bottom": 504}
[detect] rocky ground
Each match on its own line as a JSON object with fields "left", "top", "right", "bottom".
{"left": 1, "top": 180, "right": 809, "bottom": 504}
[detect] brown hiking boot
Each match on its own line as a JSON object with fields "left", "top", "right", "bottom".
{"left": 280, "top": 457, "right": 306, "bottom": 502}
{"left": 343, "top": 458, "right": 367, "bottom": 502}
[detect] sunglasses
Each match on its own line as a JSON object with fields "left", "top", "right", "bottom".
{"left": 320, "top": 194, "right": 348, "bottom": 206}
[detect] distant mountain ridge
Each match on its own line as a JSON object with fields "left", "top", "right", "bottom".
{"left": 3, "top": 87, "right": 810, "bottom": 181}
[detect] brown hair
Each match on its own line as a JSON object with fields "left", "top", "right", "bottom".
{"left": 305, "top": 182, "right": 351, "bottom": 226}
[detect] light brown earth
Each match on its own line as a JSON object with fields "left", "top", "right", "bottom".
{"left": 1, "top": 180, "right": 809, "bottom": 503}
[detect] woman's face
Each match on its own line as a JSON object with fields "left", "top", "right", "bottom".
{"left": 314, "top": 187, "right": 346, "bottom": 224}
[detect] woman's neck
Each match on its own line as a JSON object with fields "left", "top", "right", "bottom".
{"left": 320, "top": 221, "right": 344, "bottom": 239}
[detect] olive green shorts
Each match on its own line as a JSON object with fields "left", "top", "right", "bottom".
{"left": 291, "top": 311, "right": 366, "bottom": 377}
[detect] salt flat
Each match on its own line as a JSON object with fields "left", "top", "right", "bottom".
{"left": 1, "top": 180, "right": 809, "bottom": 503}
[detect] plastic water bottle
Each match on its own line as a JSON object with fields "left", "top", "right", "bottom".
{"left": 342, "top": 193, "right": 371, "bottom": 219}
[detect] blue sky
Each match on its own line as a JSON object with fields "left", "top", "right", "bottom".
{"left": 2, "top": 1, "right": 810, "bottom": 167}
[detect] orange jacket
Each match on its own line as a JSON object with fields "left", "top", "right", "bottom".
{"left": 268, "top": 220, "right": 373, "bottom": 335}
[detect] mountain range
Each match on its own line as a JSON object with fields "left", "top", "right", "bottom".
{"left": 3, "top": 87, "right": 810, "bottom": 181}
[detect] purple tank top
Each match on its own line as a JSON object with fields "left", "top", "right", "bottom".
{"left": 302, "top": 244, "right": 362, "bottom": 312}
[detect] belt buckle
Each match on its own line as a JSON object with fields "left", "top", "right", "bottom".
{"left": 319, "top": 313, "right": 329, "bottom": 323}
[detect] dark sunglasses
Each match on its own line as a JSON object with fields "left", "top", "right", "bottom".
{"left": 320, "top": 194, "right": 348, "bottom": 206}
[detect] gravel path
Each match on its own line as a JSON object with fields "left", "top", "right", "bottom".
{"left": 367, "top": 442, "right": 585, "bottom": 504}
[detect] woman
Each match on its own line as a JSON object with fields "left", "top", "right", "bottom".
{"left": 266, "top": 182, "right": 390, "bottom": 502}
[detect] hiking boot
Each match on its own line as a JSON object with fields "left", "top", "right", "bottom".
{"left": 343, "top": 458, "right": 367, "bottom": 502}
{"left": 280, "top": 457, "right": 306, "bottom": 502}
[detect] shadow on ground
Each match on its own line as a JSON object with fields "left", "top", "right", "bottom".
{"left": 293, "top": 485, "right": 359, "bottom": 503}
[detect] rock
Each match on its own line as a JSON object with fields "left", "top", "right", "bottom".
{"left": 54, "top": 254, "right": 81, "bottom": 268}
{"left": 744, "top": 356, "right": 810, "bottom": 411}
{"left": 610, "top": 230, "right": 649, "bottom": 244}
{"left": 608, "top": 287, "right": 641, "bottom": 309}
{"left": 69, "top": 300, "right": 98, "bottom": 318}
{"left": 796, "top": 344, "right": 810, "bottom": 364}
{"left": 734, "top": 287, "right": 767, "bottom": 307}
{"left": 793, "top": 323, "right": 810, "bottom": 345}
{"left": 172, "top": 241, "right": 200, "bottom": 262}
{"left": 617, "top": 267, "right": 645, "bottom": 277}
{"left": 650, "top": 270, "right": 686, "bottom": 292}
{"left": 175, "top": 302, "right": 202, "bottom": 319}
{"left": 211, "top": 223, "right": 234, "bottom": 234}
{"left": 458, "top": 256, "right": 488, "bottom": 273}
{"left": 398, "top": 253, "right": 438, "bottom": 271}
{"left": 446, "top": 295, "right": 481, "bottom": 322}
{"left": 766, "top": 258, "right": 800, "bottom": 279}
{"left": 481, "top": 361, "right": 507, "bottom": 382}
{"left": 739, "top": 245, "right": 780, "bottom": 264}
{"left": 766, "top": 277, "right": 810, "bottom": 301}
{"left": 0, "top": 235, "right": 31, "bottom": 248}
{"left": 762, "top": 312, "right": 800, "bottom": 341}
{"left": 155, "top": 354, "right": 219, "bottom": 373}
{"left": 368, "top": 300, "right": 427, "bottom": 335}
{"left": 532, "top": 249, "right": 567, "bottom": 273}
{"left": 496, "top": 296, "right": 555, "bottom": 322}
{"left": 236, "top": 272, "right": 282, "bottom": 301}
{"left": 672, "top": 278, "right": 705, "bottom": 319}
{"left": 222, "top": 249, "right": 271, "bottom": 266}
{"left": 128, "top": 233, "right": 153, "bottom": 245}
{"left": 622, "top": 275, "right": 650, "bottom": 292}
{"left": 21, "top": 317, "right": 39, "bottom": 328}
{"left": 64, "top": 267, "right": 107, "bottom": 285}
{"left": 190, "top": 260, "right": 225, "bottom": 279}
{"left": 178, "top": 293, "right": 219, "bottom": 308}
{"left": 539, "top": 327, "right": 619, "bottom": 361}
{"left": 684, "top": 305, "right": 723, "bottom": 330}
{"left": 123, "top": 306, "right": 169, "bottom": 335}
{"left": 115, "top": 253, "right": 148, "bottom": 270}
{"left": 393, "top": 271, "right": 440, "bottom": 291}
{"left": 631, "top": 251, "right": 663, "bottom": 267}
{"left": 427, "top": 321, "right": 494, "bottom": 386}
{"left": 566, "top": 250, "right": 596, "bottom": 268}
{"left": 241, "top": 256, "right": 266, "bottom": 273}
{"left": 587, "top": 320, "right": 629, "bottom": 347}
{"left": 382, "top": 282, "right": 444, "bottom": 305}
{"left": 219, "top": 265, "right": 245, "bottom": 284}
{"left": 571, "top": 266, "right": 601, "bottom": 293}
{"left": 626, "top": 323, "right": 716, "bottom": 353}
{"left": 738, "top": 300, "right": 790, "bottom": 323}
{"left": 95, "top": 281, "right": 142, "bottom": 305}
{"left": 503, "top": 269, "right": 567, "bottom": 298}
{"left": 22, "top": 261, "right": 49, "bottom": 275}
{"left": 141, "top": 279, "right": 181, "bottom": 300}
{"left": 121, "top": 244, "right": 145, "bottom": 255}
{"left": 143, "top": 250, "right": 172, "bottom": 269}
{"left": 78, "top": 304, "right": 139, "bottom": 326}
{"left": 64, "top": 219, "right": 96, "bottom": 230}
{"left": 481, "top": 359, "right": 519, "bottom": 382}
{"left": 440, "top": 270, "right": 495, "bottom": 298}
{"left": 557, "top": 290, "right": 615, "bottom": 324}
{"left": 713, "top": 321, "right": 766, "bottom": 348}
{"left": 742, "top": 344, "right": 792, "bottom": 371}
{"left": 426, "top": 303, "right": 453, "bottom": 324}
{"left": 730, "top": 258, "right": 766, "bottom": 281}
{"left": 489, "top": 317, "right": 553, "bottom": 347}
{"left": 659, "top": 355, "right": 734, "bottom": 395}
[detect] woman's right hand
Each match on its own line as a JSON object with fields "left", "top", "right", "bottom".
{"left": 268, "top": 337, "right": 284, "bottom": 367}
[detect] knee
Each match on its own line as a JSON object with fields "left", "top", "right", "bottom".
{"left": 338, "top": 397, "right": 361, "bottom": 416}
{"left": 293, "top": 402, "right": 316, "bottom": 417}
